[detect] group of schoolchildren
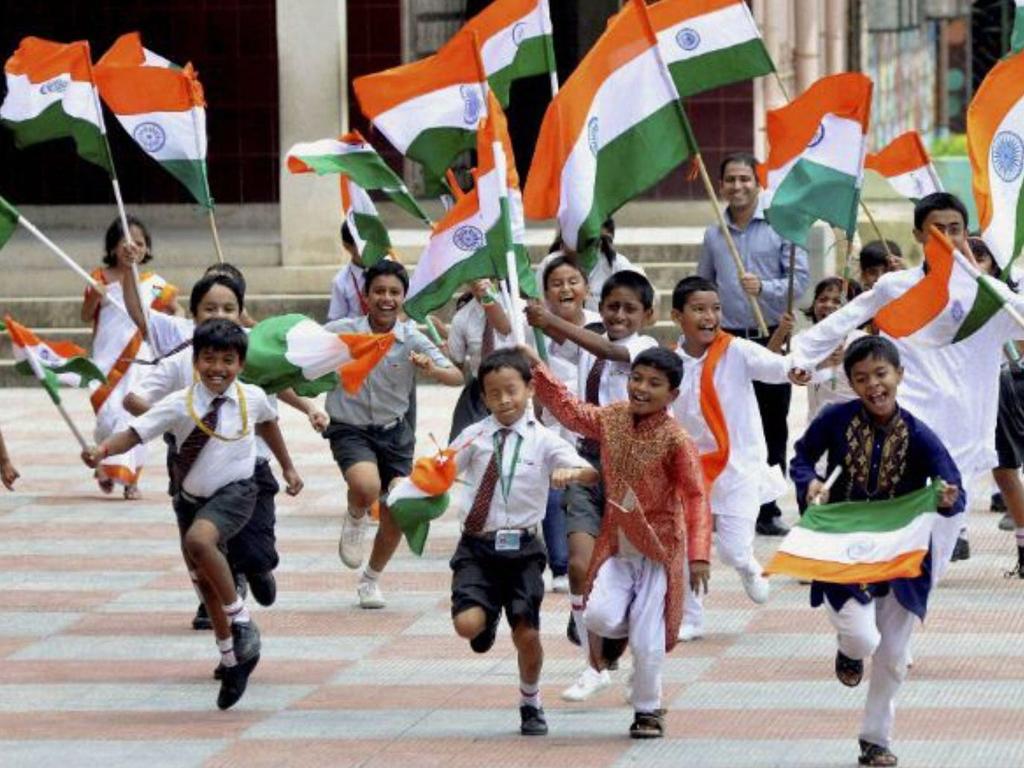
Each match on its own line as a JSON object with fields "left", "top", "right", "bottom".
{"left": 2, "top": 152, "right": 1021, "bottom": 768}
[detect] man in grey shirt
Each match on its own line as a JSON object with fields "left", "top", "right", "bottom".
{"left": 697, "top": 152, "right": 809, "bottom": 535}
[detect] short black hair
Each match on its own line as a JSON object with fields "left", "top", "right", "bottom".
{"left": 478, "top": 349, "right": 532, "bottom": 389}
{"left": 190, "top": 273, "right": 245, "bottom": 316}
{"left": 719, "top": 152, "right": 759, "bottom": 181}
{"left": 804, "top": 277, "right": 862, "bottom": 320}
{"left": 600, "top": 270, "right": 654, "bottom": 310}
{"left": 340, "top": 221, "right": 355, "bottom": 247}
{"left": 204, "top": 262, "right": 247, "bottom": 296}
{"left": 914, "top": 192, "right": 968, "bottom": 232}
{"left": 633, "top": 347, "right": 683, "bottom": 390}
{"left": 364, "top": 259, "right": 409, "bottom": 295}
{"left": 672, "top": 275, "right": 718, "bottom": 311}
{"left": 542, "top": 254, "right": 587, "bottom": 290}
{"left": 843, "top": 335, "right": 901, "bottom": 380}
{"left": 192, "top": 318, "right": 248, "bottom": 362}
{"left": 967, "top": 236, "right": 1000, "bottom": 277}
{"left": 103, "top": 215, "right": 153, "bottom": 266}
{"left": 859, "top": 240, "right": 901, "bottom": 272}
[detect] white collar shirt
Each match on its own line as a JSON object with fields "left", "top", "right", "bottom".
{"left": 327, "top": 264, "right": 366, "bottom": 321}
{"left": 575, "top": 332, "right": 658, "bottom": 408}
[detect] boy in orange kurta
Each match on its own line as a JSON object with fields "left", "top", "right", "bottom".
{"left": 523, "top": 345, "right": 711, "bottom": 739}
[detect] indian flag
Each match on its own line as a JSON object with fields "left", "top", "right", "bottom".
{"left": 650, "top": 0, "right": 774, "bottom": 99}
{"left": 523, "top": 0, "right": 698, "bottom": 265}
{"left": 3, "top": 315, "right": 105, "bottom": 404}
{"left": 241, "top": 314, "right": 394, "bottom": 397}
{"left": 0, "top": 196, "right": 19, "bottom": 251}
{"left": 352, "top": 28, "right": 488, "bottom": 181}
{"left": 0, "top": 37, "right": 110, "bottom": 171}
{"left": 967, "top": 49, "right": 1024, "bottom": 273}
{"left": 465, "top": 0, "right": 556, "bottom": 105}
{"left": 761, "top": 72, "right": 872, "bottom": 249}
{"left": 94, "top": 33, "right": 212, "bottom": 209}
{"left": 764, "top": 482, "right": 941, "bottom": 584}
{"left": 1014, "top": 0, "right": 1024, "bottom": 54}
{"left": 405, "top": 92, "right": 535, "bottom": 321}
{"left": 874, "top": 226, "right": 1007, "bottom": 346}
{"left": 386, "top": 450, "right": 457, "bottom": 556}
{"left": 286, "top": 131, "right": 429, "bottom": 224}
{"left": 340, "top": 176, "right": 392, "bottom": 267}
{"left": 865, "top": 131, "right": 943, "bottom": 202}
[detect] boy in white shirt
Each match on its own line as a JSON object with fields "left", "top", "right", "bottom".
{"left": 449, "top": 349, "right": 597, "bottom": 736}
{"left": 327, "top": 223, "right": 368, "bottom": 321}
{"left": 669, "top": 277, "right": 792, "bottom": 641}
{"left": 82, "top": 319, "right": 303, "bottom": 710}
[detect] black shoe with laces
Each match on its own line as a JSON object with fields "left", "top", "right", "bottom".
{"left": 217, "top": 653, "right": 260, "bottom": 710}
{"left": 756, "top": 518, "right": 790, "bottom": 536}
{"left": 519, "top": 704, "right": 548, "bottom": 736}
{"left": 469, "top": 617, "right": 498, "bottom": 654}
{"left": 191, "top": 603, "right": 212, "bottom": 631}
{"left": 951, "top": 537, "right": 971, "bottom": 561}
{"left": 247, "top": 571, "right": 277, "bottom": 607}
{"left": 566, "top": 613, "right": 581, "bottom": 646}
{"left": 991, "top": 492, "right": 1007, "bottom": 512}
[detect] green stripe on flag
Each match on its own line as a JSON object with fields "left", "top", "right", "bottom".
{"left": 162, "top": 159, "right": 214, "bottom": 210}
{"left": 488, "top": 36, "right": 555, "bottom": 107}
{"left": 405, "top": 126, "right": 477, "bottom": 182}
{"left": 2, "top": 101, "right": 111, "bottom": 172}
{"left": 799, "top": 483, "right": 939, "bottom": 535}
{"left": 668, "top": 39, "right": 775, "bottom": 99}
{"left": 0, "top": 196, "right": 19, "bottom": 250}
{"left": 1013, "top": 2, "right": 1024, "bottom": 54}
{"left": 765, "top": 158, "right": 860, "bottom": 249}
{"left": 953, "top": 275, "right": 1005, "bottom": 343}
{"left": 14, "top": 356, "right": 106, "bottom": 389}
{"left": 350, "top": 211, "right": 392, "bottom": 267}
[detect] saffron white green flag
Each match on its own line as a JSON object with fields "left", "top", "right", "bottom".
{"left": 0, "top": 37, "right": 111, "bottom": 171}
{"left": 865, "top": 131, "right": 943, "bottom": 202}
{"left": 241, "top": 314, "right": 394, "bottom": 397}
{"left": 650, "top": 0, "right": 774, "bottom": 98}
{"left": 3, "top": 315, "right": 106, "bottom": 404}
{"left": 94, "top": 33, "right": 212, "bottom": 209}
{"left": 386, "top": 450, "right": 457, "bottom": 556}
{"left": 761, "top": 72, "right": 872, "bottom": 249}
{"left": 339, "top": 176, "right": 391, "bottom": 267}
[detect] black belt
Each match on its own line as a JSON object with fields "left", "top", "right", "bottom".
{"left": 360, "top": 417, "right": 403, "bottom": 432}
{"left": 464, "top": 526, "right": 538, "bottom": 541}
{"left": 724, "top": 325, "right": 777, "bottom": 340}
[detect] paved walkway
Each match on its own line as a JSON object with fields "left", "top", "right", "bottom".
{"left": 0, "top": 387, "right": 1022, "bottom": 768}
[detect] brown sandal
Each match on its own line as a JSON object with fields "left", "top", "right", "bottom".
{"left": 629, "top": 711, "right": 664, "bottom": 739}
{"left": 836, "top": 650, "right": 864, "bottom": 687}
{"left": 858, "top": 739, "right": 897, "bottom": 766}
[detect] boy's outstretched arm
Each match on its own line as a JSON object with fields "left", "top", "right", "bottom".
{"left": 525, "top": 301, "right": 631, "bottom": 362}
{"left": 277, "top": 388, "right": 329, "bottom": 432}
{"left": 256, "top": 420, "right": 304, "bottom": 496}
{"left": 82, "top": 429, "right": 142, "bottom": 468}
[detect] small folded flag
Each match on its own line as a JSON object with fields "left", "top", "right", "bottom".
{"left": 386, "top": 450, "right": 457, "bottom": 556}
{"left": 0, "top": 196, "right": 20, "bottom": 251}
{"left": 3, "top": 314, "right": 106, "bottom": 404}
{"left": 352, "top": 28, "right": 488, "bottom": 181}
{"left": 94, "top": 32, "right": 212, "bottom": 209}
{"left": 1, "top": 37, "right": 110, "bottom": 171}
{"left": 865, "top": 131, "right": 942, "bottom": 202}
{"left": 967, "top": 49, "right": 1024, "bottom": 273}
{"left": 240, "top": 314, "right": 394, "bottom": 397}
{"left": 761, "top": 72, "right": 872, "bottom": 249}
{"left": 286, "top": 131, "right": 429, "bottom": 225}
{"left": 874, "top": 226, "right": 1007, "bottom": 346}
{"left": 340, "top": 175, "right": 392, "bottom": 268}
{"left": 764, "top": 482, "right": 941, "bottom": 585}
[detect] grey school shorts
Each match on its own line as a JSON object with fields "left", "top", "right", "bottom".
{"left": 324, "top": 419, "right": 415, "bottom": 492}
{"left": 564, "top": 453, "right": 604, "bottom": 537}
{"left": 173, "top": 477, "right": 258, "bottom": 542}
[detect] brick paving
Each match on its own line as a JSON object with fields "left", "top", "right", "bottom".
{"left": 0, "top": 386, "right": 1022, "bottom": 768}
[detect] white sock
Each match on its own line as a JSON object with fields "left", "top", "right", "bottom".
{"left": 361, "top": 565, "right": 381, "bottom": 584}
{"left": 224, "top": 597, "right": 250, "bottom": 625}
{"left": 520, "top": 679, "right": 541, "bottom": 708}
{"left": 570, "top": 592, "right": 589, "bottom": 653}
{"left": 217, "top": 636, "right": 237, "bottom": 667}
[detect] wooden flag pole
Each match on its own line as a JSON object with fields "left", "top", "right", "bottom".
{"left": 55, "top": 401, "right": 89, "bottom": 451}
{"left": 208, "top": 209, "right": 225, "bottom": 264}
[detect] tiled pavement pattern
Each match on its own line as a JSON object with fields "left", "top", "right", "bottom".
{"left": 0, "top": 387, "right": 1023, "bottom": 768}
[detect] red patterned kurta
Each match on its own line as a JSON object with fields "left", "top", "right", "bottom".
{"left": 532, "top": 363, "right": 711, "bottom": 651}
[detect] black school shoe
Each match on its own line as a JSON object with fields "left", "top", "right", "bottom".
{"left": 247, "top": 571, "right": 277, "bottom": 607}
{"left": 519, "top": 705, "right": 548, "bottom": 736}
{"left": 192, "top": 603, "right": 212, "bottom": 631}
{"left": 470, "top": 617, "right": 498, "bottom": 653}
{"left": 951, "top": 537, "right": 971, "bottom": 561}
{"left": 217, "top": 653, "right": 260, "bottom": 710}
{"left": 566, "top": 613, "right": 581, "bottom": 646}
{"left": 755, "top": 518, "right": 790, "bottom": 536}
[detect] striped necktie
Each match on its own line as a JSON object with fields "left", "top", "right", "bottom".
{"left": 463, "top": 428, "right": 510, "bottom": 533}
{"left": 579, "top": 358, "right": 606, "bottom": 456}
{"left": 172, "top": 396, "right": 225, "bottom": 491}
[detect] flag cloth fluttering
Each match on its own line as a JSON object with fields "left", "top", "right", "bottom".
{"left": 464, "top": 0, "right": 556, "bottom": 106}
{"left": 865, "top": 130, "right": 943, "bottom": 202}
{"left": 967, "top": 49, "right": 1024, "bottom": 274}
{"left": 764, "top": 482, "right": 941, "bottom": 584}
{"left": 523, "top": 0, "right": 698, "bottom": 266}
{"left": 3, "top": 315, "right": 106, "bottom": 404}
{"left": 240, "top": 314, "right": 394, "bottom": 397}
{"left": 0, "top": 37, "right": 110, "bottom": 171}
{"left": 94, "top": 32, "right": 212, "bottom": 209}
{"left": 873, "top": 227, "right": 1008, "bottom": 346}
{"left": 339, "top": 176, "right": 392, "bottom": 268}
{"left": 386, "top": 450, "right": 457, "bottom": 556}
{"left": 404, "top": 92, "right": 535, "bottom": 322}
{"left": 760, "top": 72, "right": 872, "bottom": 250}
{"left": 352, "top": 29, "right": 488, "bottom": 182}
{"left": 649, "top": 0, "right": 774, "bottom": 99}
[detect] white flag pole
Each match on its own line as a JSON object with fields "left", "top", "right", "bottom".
{"left": 20, "top": 346, "right": 88, "bottom": 450}
{"left": 7, "top": 209, "right": 104, "bottom": 293}
{"left": 492, "top": 140, "right": 525, "bottom": 346}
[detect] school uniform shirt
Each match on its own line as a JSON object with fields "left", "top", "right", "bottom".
{"left": 446, "top": 295, "right": 522, "bottom": 377}
{"left": 672, "top": 336, "right": 789, "bottom": 518}
{"left": 576, "top": 332, "right": 659, "bottom": 408}
{"left": 541, "top": 308, "right": 602, "bottom": 442}
{"left": 145, "top": 313, "right": 195, "bottom": 359}
{"left": 323, "top": 316, "right": 451, "bottom": 426}
{"left": 327, "top": 264, "right": 366, "bottom": 321}
{"left": 792, "top": 266, "right": 1024, "bottom": 479}
{"left": 130, "top": 380, "right": 277, "bottom": 499}
{"left": 535, "top": 250, "right": 647, "bottom": 312}
{"left": 452, "top": 412, "right": 589, "bottom": 532}
{"left": 134, "top": 346, "right": 275, "bottom": 461}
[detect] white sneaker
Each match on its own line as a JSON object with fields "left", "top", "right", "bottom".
{"left": 740, "top": 570, "right": 771, "bottom": 604}
{"left": 357, "top": 580, "right": 386, "bottom": 609}
{"left": 551, "top": 575, "right": 570, "bottom": 594}
{"left": 561, "top": 665, "right": 611, "bottom": 701}
{"left": 677, "top": 622, "right": 704, "bottom": 642}
{"left": 339, "top": 512, "right": 368, "bottom": 569}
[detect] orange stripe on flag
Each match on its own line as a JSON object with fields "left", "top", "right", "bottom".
{"left": 93, "top": 66, "right": 201, "bottom": 113}
{"left": 649, "top": 0, "right": 739, "bottom": 29}
{"left": 874, "top": 226, "right": 954, "bottom": 338}
{"left": 3, "top": 315, "right": 40, "bottom": 350}
{"left": 465, "top": 0, "right": 544, "bottom": 37}
{"left": 337, "top": 333, "right": 396, "bottom": 395}
{"left": 4, "top": 37, "right": 93, "bottom": 82}
{"left": 764, "top": 549, "right": 927, "bottom": 584}
{"left": 866, "top": 131, "right": 930, "bottom": 178}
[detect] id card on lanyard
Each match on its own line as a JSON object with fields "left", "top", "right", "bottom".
{"left": 494, "top": 429, "right": 524, "bottom": 551}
